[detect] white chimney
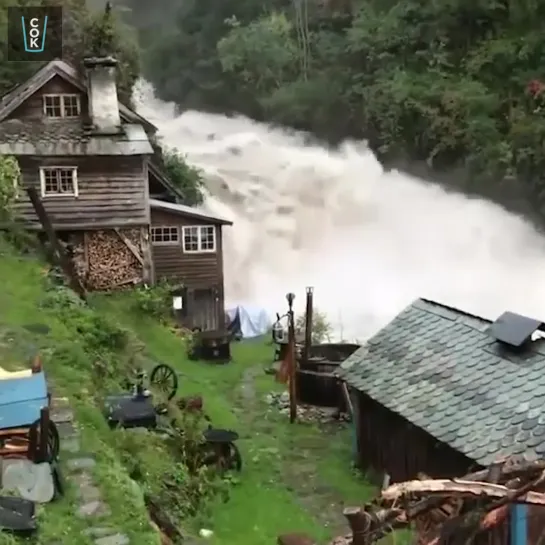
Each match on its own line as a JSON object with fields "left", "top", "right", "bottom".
{"left": 83, "top": 56, "right": 121, "bottom": 134}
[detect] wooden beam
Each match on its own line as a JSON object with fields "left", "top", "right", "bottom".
{"left": 139, "top": 226, "right": 154, "bottom": 285}
{"left": 114, "top": 227, "right": 144, "bottom": 266}
{"left": 26, "top": 187, "right": 86, "bottom": 300}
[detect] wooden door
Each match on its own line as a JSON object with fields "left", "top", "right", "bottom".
{"left": 191, "top": 287, "right": 221, "bottom": 331}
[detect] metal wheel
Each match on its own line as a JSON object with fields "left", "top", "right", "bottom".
{"left": 220, "top": 441, "right": 242, "bottom": 472}
{"left": 47, "top": 421, "right": 60, "bottom": 461}
{"left": 30, "top": 419, "right": 60, "bottom": 462}
{"left": 202, "top": 441, "right": 242, "bottom": 473}
{"left": 149, "top": 364, "right": 178, "bottom": 401}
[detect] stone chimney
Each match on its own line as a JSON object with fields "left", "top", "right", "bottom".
{"left": 83, "top": 56, "right": 121, "bottom": 134}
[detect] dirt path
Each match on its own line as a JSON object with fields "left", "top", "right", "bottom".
{"left": 236, "top": 365, "right": 348, "bottom": 538}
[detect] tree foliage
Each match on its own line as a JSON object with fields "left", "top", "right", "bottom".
{"left": 161, "top": 148, "right": 205, "bottom": 206}
{"left": 120, "top": 0, "right": 545, "bottom": 220}
{"left": 0, "top": 0, "right": 139, "bottom": 104}
{"left": 0, "top": 156, "right": 20, "bottom": 221}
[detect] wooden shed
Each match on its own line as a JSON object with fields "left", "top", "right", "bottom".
{"left": 336, "top": 299, "right": 545, "bottom": 545}
{"left": 150, "top": 199, "right": 232, "bottom": 331}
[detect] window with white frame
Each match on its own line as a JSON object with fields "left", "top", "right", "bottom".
{"left": 151, "top": 226, "right": 179, "bottom": 245}
{"left": 182, "top": 225, "right": 216, "bottom": 253}
{"left": 40, "top": 167, "right": 78, "bottom": 197}
{"left": 43, "top": 94, "right": 81, "bottom": 118}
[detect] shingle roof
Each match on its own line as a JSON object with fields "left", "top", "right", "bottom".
{"left": 150, "top": 199, "right": 233, "bottom": 225}
{"left": 336, "top": 298, "right": 545, "bottom": 466}
{"left": 0, "top": 119, "right": 153, "bottom": 156}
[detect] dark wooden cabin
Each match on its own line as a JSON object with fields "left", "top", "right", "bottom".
{"left": 150, "top": 199, "right": 232, "bottom": 330}
{"left": 336, "top": 299, "right": 545, "bottom": 544}
{"left": 0, "top": 57, "right": 161, "bottom": 288}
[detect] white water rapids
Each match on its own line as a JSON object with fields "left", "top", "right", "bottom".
{"left": 134, "top": 81, "right": 545, "bottom": 342}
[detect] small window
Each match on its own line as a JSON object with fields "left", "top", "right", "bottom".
{"left": 151, "top": 226, "right": 179, "bottom": 245}
{"left": 182, "top": 225, "right": 216, "bottom": 253}
{"left": 40, "top": 167, "right": 78, "bottom": 197}
{"left": 43, "top": 94, "right": 81, "bottom": 118}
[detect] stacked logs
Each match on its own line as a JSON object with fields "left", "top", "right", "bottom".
{"left": 283, "top": 456, "right": 545, "bottom": 545}
{"left": 72, "top": 229, "right": 143, "bottom": 290}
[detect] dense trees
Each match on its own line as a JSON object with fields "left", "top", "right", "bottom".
{"left": 0, "top": 0, "right": 138, "bottom": 103}
{"left": 119, "top": 0, "right": 545, "bottom": 220}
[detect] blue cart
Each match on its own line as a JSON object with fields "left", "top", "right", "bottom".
{"left": 0, "top": 367, "right": 58, "bottom": 461}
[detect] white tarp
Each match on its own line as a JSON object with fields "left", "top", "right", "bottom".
{"left": 226, "top": 304, "right": 271, "bottom": 339}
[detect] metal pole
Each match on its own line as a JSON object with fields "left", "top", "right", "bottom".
{"left": 286, "top": 292, "right": 297, "bottom": 423}
{"left": 303, "top": 287, "right": 314, "bottom": 365}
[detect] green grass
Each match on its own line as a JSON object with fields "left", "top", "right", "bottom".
{"left": 0, "top": 238, "right": 378, "bottom": 545}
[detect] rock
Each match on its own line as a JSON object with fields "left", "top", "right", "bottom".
{"left": 50, "top": 408, "right": 74, "bottom": 424}
{"left": 61, "top": 435, "right": 81, "bottom": 453}
{"left": 94, "top": 533, "right": 130, "bottom": 545}
{"left": 2, "top": 460, "right": 55, "bottom": 503}
{"left": 56, "top": 421, "right": 78, "bottom": 438}
{"left": 79, "top": 484, "right": 102, "bottom": 502}
{"left": 66, "top": 457, "right": 96, "bottom": 472}
{"left": 83, "top": 527, "right": 116, "bottom": 538}
{"left": 77, "top": 500, "right": 111, "bottom": 518}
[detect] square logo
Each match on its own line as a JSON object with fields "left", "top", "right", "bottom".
{"left": 7, "top": 6, "right": 63, "bottom": 62}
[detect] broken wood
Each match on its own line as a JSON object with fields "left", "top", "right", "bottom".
{"left": 381, "top": 477, "right": 545, "bottom": 505}
{"left": 114, "top": 228, "right": 144, "bottom": 266}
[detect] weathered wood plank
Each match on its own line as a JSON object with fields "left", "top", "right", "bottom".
{"left": 15, "top": 155, "right": 148, "bottom": 228}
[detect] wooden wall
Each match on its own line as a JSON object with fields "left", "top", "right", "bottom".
{"left": 352, "top": 389, "right": 475, "bottom": 483}
{"left": 8, "top": 75, "right": 88, "bottom": 120}
{"left": 14, "top": 156, "right": 148, "bottom": 229}
{"left": 151, "top": 208, "right": 226, "bottom": 330}
{"left": 150, "top": 208, "right": 224, "bottom": 288}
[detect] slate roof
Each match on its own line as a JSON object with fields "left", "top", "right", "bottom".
{"left": 0, "top": 119, "right": 153, "bottom": 156}
{"left": 150, "top": 199, "right": 233, "bottom": 225}
{"left": 336, "top": 298, "right": 545, "bottom": 467}
{"left": 0, "top": 59, "right": 155, "bottom": 156}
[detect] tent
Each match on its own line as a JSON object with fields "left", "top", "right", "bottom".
{"left": 226, "top": 304, "right": 271, "bottom": 339}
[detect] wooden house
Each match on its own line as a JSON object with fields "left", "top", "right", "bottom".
{"left": 336, "top": 299, "right": 545, "bottom": 544}
{"left": 150, "top": 199, "right": 231, "bottom": 330}
{"left": 0, "top": 57, "right": 232, "bottom": 329}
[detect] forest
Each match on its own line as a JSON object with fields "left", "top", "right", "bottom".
{"left": 116, "top": 0, "right": 545, "bottom": 222}
{"left": 2, "top": 0, "right": 545, "bottom": 219}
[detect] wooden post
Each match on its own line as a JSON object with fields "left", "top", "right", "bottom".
{"left": 37, "top": 406, "right": 50, "bottom": 463}
{"left": 343, "top": 507, "right": 372, "bottom": 545}
{"left": 140, "top": 226, "right": 154, "bottom": 285}
{"left": 302, "top": 287, "right": 313, "bottom": 365}
{"left": 286, "top": 292, "right": 297, "bottom": 423}
{"left": 26, "top": 187, "right": 86, "bottom": 300}
{"left": 510, "top": 504, "right": 528, "bottom": 545}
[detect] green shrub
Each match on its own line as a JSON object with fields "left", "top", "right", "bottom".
{"left": 132, "top": 282, "right": 175, "bottom": 322}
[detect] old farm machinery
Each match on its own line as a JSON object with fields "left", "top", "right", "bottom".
{"left": 103, "top": 362, "right": 242, "bottom": 474}
{"left": 0, "top": 357, "right": 59, "bottom": 463}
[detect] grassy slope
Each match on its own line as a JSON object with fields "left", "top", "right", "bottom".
{"left": 0, "top": 239, "right": 376, "bottom": 545}
{"left": 0, "top": 241, "right": 158, "bottom": 545}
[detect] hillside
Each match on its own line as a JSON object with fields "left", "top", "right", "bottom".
{"left": 0, "top": 233, "right": 373, "bottom": 545}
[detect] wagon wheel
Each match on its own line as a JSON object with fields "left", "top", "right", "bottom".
{"left": 217, "top": 442, "right": 242, "bottom": 472}
{"left": 30, "top": 419, "right": 60, "bottom": 462}
{"left": 202, "top": 441, "right": 242, "bottom": 473}
{"left": 149, "top": 364, "right": 178, "bottom": 401}
{"left": 46, "top": 420, "right": 60, "bottom": 461}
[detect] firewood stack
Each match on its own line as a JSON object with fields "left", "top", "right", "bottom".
{"left": 82, "top": 229, "right": 143, "bottom": 290}
{"left": 285, "top": 456, "right": 545, "bottom": 545}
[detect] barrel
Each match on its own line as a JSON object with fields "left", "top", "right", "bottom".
{"left": 295, "top": 343, "right": 360, "bottom": 409}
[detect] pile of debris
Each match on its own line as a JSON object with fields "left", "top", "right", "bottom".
{"left": 265, "top": 391, "right": 350, "bottom": 424}
{"left": 280, "top": 455, "right": 545, "bottom": 545}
